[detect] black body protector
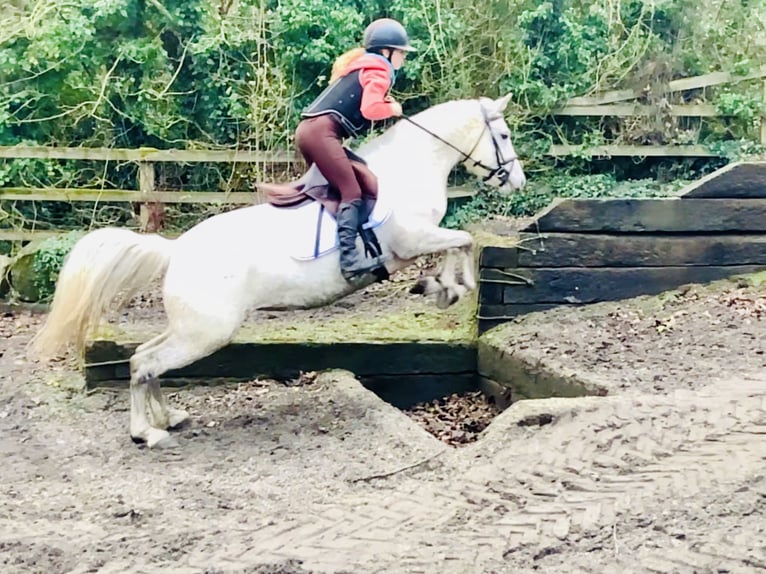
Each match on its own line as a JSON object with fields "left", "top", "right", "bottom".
{"left": 302, "top": 70, "right": 376, "bottom": 138}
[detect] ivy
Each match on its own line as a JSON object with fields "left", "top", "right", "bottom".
{"left": 31, "top": 230, "right": 85, "bottom": 301}
{"left": 0, "top": 0, "right": 765, "bottom": 236}
{"left": 443, "top": 173, "right": 693, "bottom": 229}
{"left": 2, "top": 0, "right": 765, "bottom": 152}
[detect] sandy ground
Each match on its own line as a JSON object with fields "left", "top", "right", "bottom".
{"left": 1, "top": 270, "right": 765, "bottom": 573}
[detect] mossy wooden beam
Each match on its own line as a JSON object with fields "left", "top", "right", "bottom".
{"left": 84, "top": 340, "right": 477, "bottom": 387}
{"left": 524, "top": 198, "right": 766, "bottom": 233}
{"left": 481, "top": 265, "right": 765, "bottom": 304}
{"left": 679, "top": 162, "right": 766, "bottom": 199}
{"left": 508, "top": 233, "right": 766, "bottom": 267}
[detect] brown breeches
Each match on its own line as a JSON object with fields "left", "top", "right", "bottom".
{"left": 295, "top": 114, "right": 363, "bottom": 203}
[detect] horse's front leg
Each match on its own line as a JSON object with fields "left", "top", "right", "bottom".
{"left": 388, "top": 218, "right": 473, "bottom": 259}
{"left": 413, "top": 229, "right": 475, "bottom": 291}
{"left": 388, "top": 219, "right": 474, "bottom": 307}
{"left": 409, "top": 248, "right": 467, "bottom": 308}
{"left": 427, "top": 244, "right": 476, "bottom": 293}
{"left": 458, "top": 243, "right": 477, "bottom": 291}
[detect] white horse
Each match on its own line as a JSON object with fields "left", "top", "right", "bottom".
{"left": 30, "top": 94, "right": 526, "bottom": 448}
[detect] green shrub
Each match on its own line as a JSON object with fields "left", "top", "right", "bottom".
{"left": 31, "top": 230, "right": 85, "bottom": 301}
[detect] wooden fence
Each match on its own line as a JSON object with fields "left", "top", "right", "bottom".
{"left": 3, "top": 67, "right": 765, "bottom": 242}
{"left": 549, "top": 66, "right": 766, "bottom": 158}
{"left": 0, "top": 146, "right": 477, "bottom": 242}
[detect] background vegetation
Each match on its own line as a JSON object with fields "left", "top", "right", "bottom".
{"left": 1, "top": 0, "right": 765, "bottom": 236}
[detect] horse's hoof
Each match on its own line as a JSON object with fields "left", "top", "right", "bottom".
{"left": 410, "top": 279, "right": 427, "bottom": 295}
{"left": 146, "top": 428, "right": 178, "bottom": 449}
{"left": 436, "top": 286, "right": 463, "bottom": 309}
{"left": 149, "top": 414, "right": 170, "bottom": 430}
{"left": 411, "top": 276, "right": 440, "bottom": 296}
{"left": 167, "top": 408, "right": 190, "bottom": 429}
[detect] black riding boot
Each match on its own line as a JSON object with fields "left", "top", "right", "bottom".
{"left": 336, "top": 199, "right": 387, "bottom": 280}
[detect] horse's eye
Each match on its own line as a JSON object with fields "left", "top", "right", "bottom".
{"left": 500, "top": 133, "right": 509, "bottom": 140}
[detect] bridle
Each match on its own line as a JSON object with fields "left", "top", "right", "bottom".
{"left": 401, "top": 102, "right": 518, "bottom": 187}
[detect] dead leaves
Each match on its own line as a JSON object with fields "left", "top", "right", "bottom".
{"left": 405, "top": 391, "right": 501, "bottom": 446}
{"left": 718, "top": 288, "right": 766, "bottom": 320}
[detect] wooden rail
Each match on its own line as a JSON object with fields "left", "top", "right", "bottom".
{"left": 555, "top": 103, "right": 720, "bottom": 117}
{"left": 0, "top": 185, "right": 476, "bottom": 205}
{"left": 0, "top": 146, "right": 296, "bottom": 163}
{"left": 546, "top": 144, "right": 720, "bottom": 158}
{"left": 0, "top": 145, "right": 303, "bottom": 236}
{"left": 0, "top": 187, "right": 258, "bottom": 204}
{"left": 0, "top": 145, "right": 477, "bottom": 241}
{"left": 550, "top": 67, "right": 766, "bottom": 157}
{"left": 565, "top": 66, "right": 766, "bottom": 107}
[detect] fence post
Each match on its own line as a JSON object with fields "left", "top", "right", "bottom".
{"left": 138, "top": 161, "right": 164, "bottom": 232}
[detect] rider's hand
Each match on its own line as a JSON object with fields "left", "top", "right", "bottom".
{"left": 389, "top": 101, "right": 403, "bottom": 117}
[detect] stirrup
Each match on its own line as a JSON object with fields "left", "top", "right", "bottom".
{"left": 340, "top": 254, "right": 388, "bottom": 281}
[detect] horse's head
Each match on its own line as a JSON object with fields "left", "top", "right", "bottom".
{"left": 462, "top": 94, "right": 526, "bottom": 192}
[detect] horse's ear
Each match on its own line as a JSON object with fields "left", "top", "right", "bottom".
{"left": 495, "top": 93, "right": 512, "bottom": 112}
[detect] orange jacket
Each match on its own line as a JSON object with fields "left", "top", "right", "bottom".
{"left": 340, "top": 54, "right": 399, "bottom": 121}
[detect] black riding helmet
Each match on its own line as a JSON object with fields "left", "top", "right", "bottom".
{"left": 363, "top": 18, "right": 417, "bottom": 52}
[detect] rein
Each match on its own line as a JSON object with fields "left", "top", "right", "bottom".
{"left": 401, "top": 107, "right": 517, "bottom": 186}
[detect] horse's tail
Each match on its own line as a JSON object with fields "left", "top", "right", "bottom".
{"left": 30, "top": 228, "right": 174, "bottom": 359}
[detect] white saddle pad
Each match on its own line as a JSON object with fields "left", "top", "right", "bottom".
{"left": 266, "top": 200, "right": 391, "bottom": 261}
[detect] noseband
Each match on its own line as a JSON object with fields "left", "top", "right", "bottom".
{"left": 402, "top": 103, "right": 518, "bottom": 186}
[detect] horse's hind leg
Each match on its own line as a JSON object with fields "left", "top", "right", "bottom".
{"left": 127, "top": 330, "right": 189, "bottom": 431}
{"left": 134, "top": 330, "right": 170, "bottom": 355}
{"left": 129, "top": 324, "right": 238, "bottom": 448}
{"left": 146, "top": 378, "right": 189, "bottom": 431}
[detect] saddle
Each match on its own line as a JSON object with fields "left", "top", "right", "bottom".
{"left": 257, "top": 148, "right": 377, "bottom": 218}
{"left": 257, "top": 148, "right": 385, "bottom": 265}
